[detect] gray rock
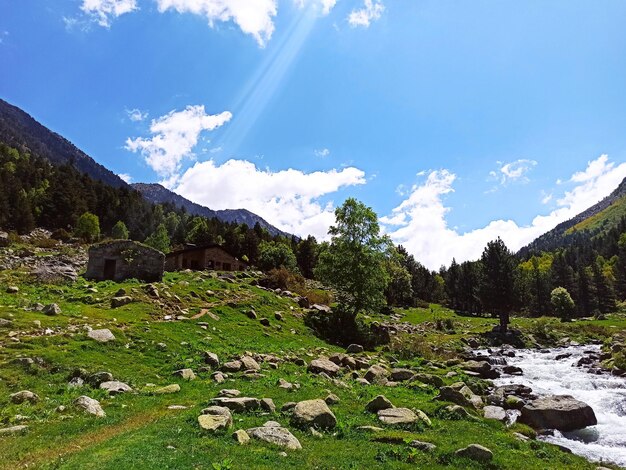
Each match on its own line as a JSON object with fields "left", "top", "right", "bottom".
{"left": 204, "top": 351, "right": 220, "bottom": 368}
{"left": 409, "top": 440, "right": 437, "bottom": 452}
{"left": 10, "top": 390, "right": 39, "bottom": 404}
{"left": 377, "top": 407, "right": 420, "bottom": 425}
{"left": 261, "top": 398, "right": 276, "bottom": 413}
{"left": 222, "top": 360, "right": 243, "bottom": 373}
{"left": 291, "top": 399, "right": 337, "bottom": 429}
{"left": 390, "top": 368, "right": 414, "bottom": 382}
{"left": 436, "top": 386, "right": 477, "bottom": 409}
{"left": 172, "top": 368, "right": 196, "bottom": 380}
{"left": 100, "top": 381, "right": 132, "bottom": 395}
{"left": 88, "top": 328, "right": 116, "bottom": 343}
{"left": 211, "top": 397, "right": 261, "bottom": 413}
{"left": 364, "top": 365, "right": 389, "bottom": 385}
{"left": 308, "top": 359, "right": 341, "bottom": 376}
{"left": 365, "top": 395, "right": 395, "bottom": 413}
{"left": 324, "top": 393, "right": 340, "bottom": 405}
{"left": 241, "top": 356, "right": 261, "bottom": 371}
{"left": 445, "top": 405, "right": 472, "bottom": 419}
{"left": 6, "top": 286, "right": 19, "bottom": 294}
{"left": 410, "top": 373, "right": 444, "bottom": 388}
{"left": 218, "top": 389, "right": 241, "bottom": 398}
{"left": 483, "top": 405, "right": 507, "bottom": 422}
{"left": 0, "top": 425, "right": 28, "bottom": 435}
{"left": 0, "top": 318, "right": 12, "bottom": 328}
{"left": 346, "top": 344, "right": 364, "bottom": 354}
{"left": 520, "top": 395, "right": 597, "bottom": 432}
{"left": 153, "top": 384, "right": 180, "bottom": 394}
{"left": 246, "top": 424, "right": 302, "bottom": 450}
{"left": 42, "top": 303, "right": 61, "bottom": 315}
{"left": 74, "top": 396, "right": 105, "bottom": 417}
{"left": 455, "top": 444, "right": 493, "bottom": 462}
{"left": 198, "top": 406, "right": 232, "bottom": 431}
{"left": 233, "top": 429, "right": 250, "bottom": 444}
{"left": 111, "top": 296, "right": 133, "bottom": 308}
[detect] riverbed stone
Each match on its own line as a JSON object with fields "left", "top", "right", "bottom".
{"left": 483, "top": 405, "right": 507, "bottom": 422}
{"left": 520, "top": 395, "right": 597, "bottom": 432}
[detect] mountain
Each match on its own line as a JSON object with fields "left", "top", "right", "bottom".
{"left": 132, "top": 183, "right": 290, "bottom": 238}
{"left": 519, "top": 177, "right": 626, "bottom": 256}
{"left": 0, "top": 98, "right": 289, "bottom": 238}
{"left": 0, "top": 98, "right": 128, "bottom": 188}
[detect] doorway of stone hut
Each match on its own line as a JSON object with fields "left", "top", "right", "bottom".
{"left": 103, "top": 259, "right": 116, "bottom": 280}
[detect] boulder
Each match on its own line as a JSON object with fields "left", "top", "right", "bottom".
{"left": 222, "top": 360, "right": 243, "bottom": 373}
{"left": 204, "top": 351, "right": 220, "bottom": 368}
{"left": 377, "top": 407, "right": 423, "bottom": 425}
{"left": 409, "top": 440, "right": 437, "bottom": 452}
{"left": 0, "top": 318, "right": 12, "bottom": 328}
{"left": 455, "top": 444, "right": 493, "bottom": 462}
{"left": 291, "top": 399, "right": 337, "bottom": 429}
{"left": 172, "top": 368, "right": 196, "bottom": 380}
{"left": 246, "top": 423, "right": 302, "bottom": 450}
{"left": 520, "top": 395, "right": 597, "bottom": 432}
{"left": 6, "top": 286, "right": 19, "bottom": 294}
{"left": 218, "top": 389, "right": 241, "bottom": 398}
{"left": 410, "top": 373, "right": 444, "bottom": 388}
{"left": 111, "top": 296, "right": 133, "bottom": 308}
{"left": 42, "top": 303, "right": 61, "bottom": 316}
{"left": 390, "top": 368, "right": 414, "bottom": 382}
{"left": 100, "top": 381, "right": 132, "bottom": 395}
{"left": 240, "top": 356, "right": 261, "bottom": 372}
{"left": 88, "top": 329, "right": 116, "bottom": 343}
{"left": 210, "top": 397, "right": 261, "bottom": 413}
{"left": 324, "top": 393, "right": 340, "bottom": 405}
{"left": 364, "top": 365, "right": 390, "bottom": 385}
{"left": 233, "top": 429, "right": 250, "bottom": 444}
{"left": 0, "top": 425, "right": 28, "bottom": 435}
{"left": 483, "top": 405, "right": 507, "bottom": 422}
{"left": 365, "top": 395, "right": 395, "bottom": 413}
{"left": 436, "top": 386, "right": 477, "bottom": 409}
{"left": 308, "top": 359, "right": 340, "bottom": 377}
{"left": 462, "top": 360, "right": 500, "bottom": 379}
{"left": 10, "top": 390, "right": 39, "bottom": 404}
{"left": 346, "top": 344, "right": 364, "bottom": 354}
{"left": 261, "top": 398, "right": 276, "bottom": 413}
{"left": 74, "top": 396, "right": 105, "bottom": 417}
{"left": 153, "top": 384, "right": 180, "bottom": 394}
{"left": 198, "top": 406, "right": 232, "bottom": 431}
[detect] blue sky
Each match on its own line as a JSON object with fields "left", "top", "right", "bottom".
{"left": 2, "top": 0, "right": 626, "bottom": 268}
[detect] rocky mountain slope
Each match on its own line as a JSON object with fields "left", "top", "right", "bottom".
{"left": 519, "top": 177, "right": 626, "bottom": 256}
{"left": 132, "top": 183, "right": 290, "bottom": 237}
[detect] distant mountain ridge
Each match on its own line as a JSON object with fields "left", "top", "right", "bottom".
{"left": 132, "top": 183, "right": 290, "bottom": 237}
{"left": 0, "top": 98, "right": 128, "bottom": 188}
{"left": 519, "top": 177, "right": 626, "bottom": 256}
{"left": 0, "top": 98, "right": 289, "bottom": 237}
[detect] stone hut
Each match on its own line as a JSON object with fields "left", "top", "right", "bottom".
{"left": 85, "top": 240, "right": 165, "bottom": 282}
{"left": 165, "top": 244, "right": 247, "bottom": 272}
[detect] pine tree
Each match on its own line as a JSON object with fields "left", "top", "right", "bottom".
{"left": 145, "top": 224, "right": 170, "bottom": 253}
{"left": 479, "top": 238, "right": 516, "bottom": 334}
{"left": 111, "top": 220, "right": 129, "bottom": 239}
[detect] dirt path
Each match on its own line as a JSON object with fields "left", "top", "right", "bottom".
{"left": 7, "top": 408, "right": 169, "bottom": 469}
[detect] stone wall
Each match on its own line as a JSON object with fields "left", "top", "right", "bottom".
{"left": 85, "top": 240, "right": 164, "bottom": 282}
{"left": 165, "top": 246, "right": 246, "bottom": 272}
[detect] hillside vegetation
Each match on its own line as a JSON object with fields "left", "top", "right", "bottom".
{"left": 1, "top": 241, "right": 625, "bottom": 469}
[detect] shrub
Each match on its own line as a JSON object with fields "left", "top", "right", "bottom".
{"left": 51, "top": 228, "right": 71, "bottom": 241}
{"left": 74, "top": 212, "right": 100, "bottom": 243}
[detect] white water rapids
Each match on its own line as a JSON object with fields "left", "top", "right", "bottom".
{"left": 492, "top": 345, "right": 626, "bottom": 468}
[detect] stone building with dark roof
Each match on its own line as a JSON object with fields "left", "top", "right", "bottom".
{"left": 85, "top": 240, "right": 165, "bottom": 282}
{"left": 164, "top": 244, "right": 247, "bottom": 272}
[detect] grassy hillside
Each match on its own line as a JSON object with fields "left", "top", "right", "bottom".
{"left": 1, "top": 244, "right": 624, "bottom": 469}
{"left": 566, "top": 194, "right": 626, "bottom": 235}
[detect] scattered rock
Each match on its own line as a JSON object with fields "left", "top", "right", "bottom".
{"left": 240, "top": 356, "right": 261, "bottom": 372}
{"left": 111, "top": 296, "right": 133, "bottom": 308}
{"left": 152, "top": 383, "right": 181, "bottom": 395}
{"left": 274, "top": 312, "right": 283, "bottom": 321}
{"left": 203, "top": 351, "right": 220, "bottom": 368}
{"left": 233, "top": 429, "right": 250, "bottom": 444}
{"left": 324, "top": 393, "right": 340, "bottom": 405}
{"left": 409, "top": 440, "right": 437, "bottom": 452}
{"left": 88, "top": 329, "right": 116, "bottom": 343}
{"left": 0, "top": 425, "right": 28, "bottom": 435}
{"left": 308, "top": 359, "right": 340, "bottom": 377}
{"left": 291, "top": 399, "right": 337, "bottom": 429}
{"left": 436, "top": 386, "right": 479, "bottom": 409}
{"left": 365, "top": 395, "right": 395, "bottom": 413}
{"left": 246, "top": 423, "right": 302, "bottom": 450}
{"left": 346, "top": 344, "right": 364, "bottom": 354}
{"left": 357, "top": 425, "right": 384, "bottom": 432}
{"left": 261, "top": 398, "right": 276, "bottom": 413}
{"left": 278, "top": 378, "right": 295, "bottom": 390}
{"left": 6, "top": 286, "right": 19, "bottom": 294}
{"left": 74, "top": 396, "right": 105, "bottom": 417}
{"left": 10, "top": 390, "right": 39, "bottom": 404}
{"left": 87, "top": 372, "right": 114, "bottom": 387}
{"left": 410, "top": 373, "right": 444, "bottom": 388}
{"left": 172, "top": 368, "right": 196, "bottom": 380}
{"left": 378, "top": 408, "right": 422, "bottom": 425}
{"left": 364, "top": 365, "right": 390, "bottom": 385}
{"left": 455, "top": 444, "right": 493, "bottom": 462}
{"left": 42, "top": 303, "right": 61, "bottom": 316}
{"left": 218, "top": 389, "right": 241, "bottom": 398}
{"left": 520, "top": 395, "right": 597, "bottom": 432}
{"left": 0, "top": 318, "right": 12, "bottom": 328}
{"left": 100, "top": 381, "right": 132, "bottom": 395}
{"left": 390, "top": 368, "right": 414, "bottom": 382}
{"left": 483, "top": 405, "right": 507, "bottom": 422}
{"left": 259, "top": 318, "right": 270, "bottom": 326}
{"left": 211, "top": 397, "right": 261, "bottom": 413}
{"left": 222, "top": 360, "right": 243, "bottom": 373}
{"left": 198, "top": 406, "right": 232, "bottom": 431}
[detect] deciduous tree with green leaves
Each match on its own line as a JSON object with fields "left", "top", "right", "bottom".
{"left": 111, "top": 220, "right": 129, "bottom": 240}
{"left": 551, "top": 286, "right": 575, "bottom": 322}
{"left": 144, "top": 223, "right": 170, "bottom": 253}
{"left": 315, "top": 198, "right": 390, "bottom": 318}
{"left": 74, "top": 211, "right": 100, "bottom": 243}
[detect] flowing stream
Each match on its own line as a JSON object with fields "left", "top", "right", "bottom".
{"left": 492, "top": 345, "right": 626, "bottom": 467}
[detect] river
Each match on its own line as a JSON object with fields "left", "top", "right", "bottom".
{"left": 492, "top": 345, "right": 626, "bottom": 467}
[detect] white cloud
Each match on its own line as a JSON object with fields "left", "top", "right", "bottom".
{"left": 118, "top": 173, "right": 133, "bottom": 183}
{"left": 383, "top": 155, "right": 626, "bottom": 270}
{"left": 314, "top": 148, "right": 330, "bottom": 157}
{"left": 125, "top": 105, "right": 232, "bottom": 178}
{"left": 155, "top": 0, "right": 277, "bottom": 47}
{"left": 348, "top": 0, "right": 384, "bottom": 28}
{"left": 80, "top": 0, "right": 137, "bottom": 27}
{"left": 126, "top": 108, "right": 148, "bottom": 122}
{"left": 490, "top": 158, "right": 537, "bottom": 186}
{"left": 173, "top": 159, "right": 366, "bottom": 239}
{"left": 295, "top": 0, "right": 337, "bottom": 15}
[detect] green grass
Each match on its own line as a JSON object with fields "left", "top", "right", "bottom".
{"left": 0, "top": 250, "right": 622, "bottom": 469}
{"left": 566, "top": 194, "right": 626, "bottom": 235}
